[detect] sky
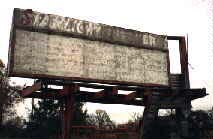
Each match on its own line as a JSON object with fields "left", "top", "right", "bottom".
{"left": 0, "top": 0, "right": 212, "bottom": 123}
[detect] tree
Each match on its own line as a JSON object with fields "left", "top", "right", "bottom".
{"left": 87, "top": 109, "right": 115, "bottom": 129}
{"left": 72, "top": 102, "right": 88, "bottom": 126}
{"left": 128, "top": 112, "right": 143, "bottom": 131}
{"left": 25, "top": 99, "right": 61, "bottom": 139}
{"left": 188, "top": 110, "right": 213, "bottom": 139}
{"left": 0, "top": 60, "right": 24, "bottom": 138}
{"left": 128, "top": 112, "right": 142, "bottom": 124}
{"left": 0, "top": 60, "right": 22, "bottom": 128}
{"left": 26, "top": 99, "right": 88, "bottom": 139}
{"left": 0, "top": 116, "right": 26, "bottom": 138}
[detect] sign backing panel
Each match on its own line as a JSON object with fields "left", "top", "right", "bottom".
{"left": 8, "top": 8, "right": 169, "bottom": 86}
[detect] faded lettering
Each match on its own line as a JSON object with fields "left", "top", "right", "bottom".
{"left": 13, "top": 29, "right": 169, "bottom": 85}
{"left": 16, "top": 8, "right": 168, "bottom": 50}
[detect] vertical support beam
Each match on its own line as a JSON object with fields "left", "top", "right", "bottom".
{"left": 179, "top": 37, "right": 191, "bottom": 137}
{"left": 174, "top": 98, "right": 192, "bottom": 138}
{"left": 180, "top": 100, "right": 191, "bottom": 138}
{"left": 140, "top": 93, "right": 158, "bottom": 139}
{"left": 179, "top": 37, "right": 190, "bottom": 89}
{"left": 167, "top": 36, "right": 191, "bottom": 138}
{"left": 32, "top": 98, "right": 34, "bottom": 117}
{"left": 62, "top": 85, "right": 77, "bottom": 139}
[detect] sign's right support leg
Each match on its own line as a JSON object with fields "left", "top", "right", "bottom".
{"left": 140, "top": 105, "right": 158, "bottom": 139}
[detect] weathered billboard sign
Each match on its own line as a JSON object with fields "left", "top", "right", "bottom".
{"left": 8, "top": 8, "right": 169, "bottom": 86}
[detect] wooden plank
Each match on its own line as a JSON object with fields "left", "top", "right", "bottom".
{"left": 75, "top": 93, "right": 144, "bottom": 106}
{"left": 21, "top": 82, "right": 41, "bottom": 97}
{"left": 24, "top": 91, "right": 62, "bottom": 99}
{"left": 105, "top": 87, "right": 118, "bottom": 95}
{"left": 25, "top": 90, "right": 145, "bottom": 106}
{"left": 93, "top": 90, "right": 105, "bottom": 99}
{"left": 60, "top": 84, "right": 79, "bottom": 96}
{"left": 91, "top": 87, "right": 118, "bottom": 99}
{"left": 125, "top": 92, "right": 137, "bottom": 101}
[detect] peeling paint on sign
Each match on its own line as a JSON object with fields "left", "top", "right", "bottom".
{"left": 8, "top": 8, "right": 169, "bottom": 86}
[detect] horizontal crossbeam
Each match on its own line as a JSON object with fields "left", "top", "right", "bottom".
{"left": 20, "top": 81, "right": 207, "bottom": 106}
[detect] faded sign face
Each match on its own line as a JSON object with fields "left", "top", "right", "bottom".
{"left": 8, "top": 8, "right": 169, "bottom": 86}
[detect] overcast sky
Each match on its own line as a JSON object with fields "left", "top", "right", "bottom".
{"left": 0, "top": 0, "right": 212, "bottom": 123}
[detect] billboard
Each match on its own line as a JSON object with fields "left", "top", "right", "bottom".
{"left": 8, "top": 8, "right": 169, "bottom": 86}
